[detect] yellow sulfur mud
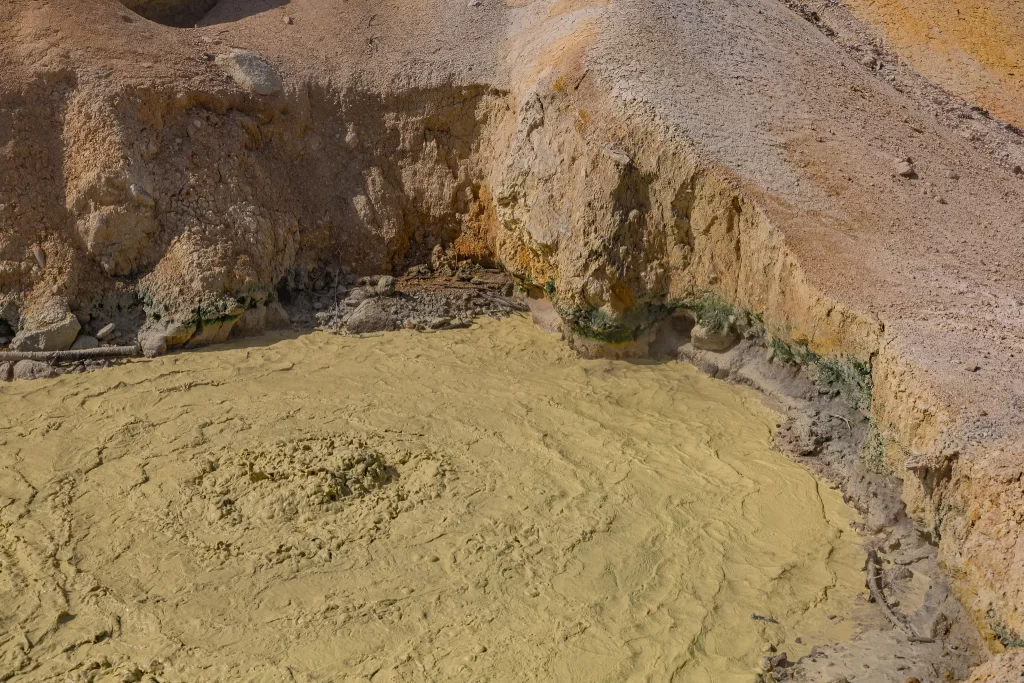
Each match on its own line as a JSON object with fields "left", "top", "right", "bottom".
{"left": 0, "top": 316, "right": 865, "bottom": 682}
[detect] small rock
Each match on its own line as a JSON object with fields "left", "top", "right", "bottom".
{"left": 0, "top": 361, "right": 11, "bottom": 382}
{"left": 129, "top": 183, "right": 155, "bottom": 208}
{"left": 283, "top": 15, "right": 294, "bottom": 24}
{"left": 215, "top": 49, "right": 283, "bottom": 96}
{"left": 1013, "top": 165, "right": 1023, "bottom": 175}
{"left": 32, "top": 244, "right": 46, "bottom": 269}
{"left": 860, "top": 54, "right": 876, "bottom": 69}
{"left": 70, "top": 335, "right": 99, "bottom": 350}
{"left": 376, "top": 275, "right": 397, "bottom": 296}
{"left": 468, "top": 0, "right": 482, "bottom": 5}
{"left": 428, "top": 317, "right": 451, "bottom": 330}
{"left": 138, "top": 331, "right": 168, "bottom": 358}
{"left": 602, "top": 146, "right": 632, "bottom": 167}
{"left": 690, "top": 323, "right": 737, "bottom": 352}
{"left": 895, "top": 158, "right": 916, "bottom": 178}
{"left": 96, "top": 323, "right": 116, "bottom": 340}
{"left": 964, "top": 361, "right": 981, "bottom": 372}
{"left": 13, "top": 360, "right": 56, "bottom": 381}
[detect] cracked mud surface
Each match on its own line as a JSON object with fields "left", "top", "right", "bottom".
{"left": 0, "top": 316, "right": 868, "bottom": 682}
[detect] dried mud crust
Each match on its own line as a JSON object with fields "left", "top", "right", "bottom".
{"left": 673, "top": 337, "right": 987, "bottom": 681}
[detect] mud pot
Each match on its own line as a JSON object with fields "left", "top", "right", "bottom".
{"left": 0, "top": 315, "right": 889, "bottom": 682}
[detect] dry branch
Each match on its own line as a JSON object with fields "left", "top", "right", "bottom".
{"left": 0, "top": 346, "right": 140, "bottom": 363}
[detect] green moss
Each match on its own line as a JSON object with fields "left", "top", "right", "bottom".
{"left": 766, "top": 334, "right": 873, "bottom": 411}
{"left": 558, "top": 301, "right": 676, "bottom": 344}
{"left": 687, "top": 293, "right": 735, "bottom": 332}
{"left": 862, "top": 423, "right": 889, "bottom": 475}
{"left": 813, "top": 356, "right": 873, "bottom": 411}
{"left": 987, "top": 608, "right": 1024, "bottom": 648}
{"left": 769, "top": 336, "right": 798, "bottom": 365}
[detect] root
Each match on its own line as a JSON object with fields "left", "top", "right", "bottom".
{"left": 0, "top": 346, "right": 141, "bottom": 363}
{"left": 866, "top": 549, "right": 934, "bottom": 643}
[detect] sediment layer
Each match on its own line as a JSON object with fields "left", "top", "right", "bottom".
{"left": 1, "top": 0, "right": 1023, "bottom": 675}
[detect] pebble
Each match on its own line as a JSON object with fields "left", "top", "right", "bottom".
{"left": 96, "top": 323, "right": 116, "bottom": 340}
{"left": 283, "top": 15, "right": 294, "bottom": 24}
{"left": 895, "top": 158, "right": 916, "bottom": 178}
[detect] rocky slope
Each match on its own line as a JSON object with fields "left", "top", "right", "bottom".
{"left": 1, "top": 0, "right": 1022, "bottom": 676}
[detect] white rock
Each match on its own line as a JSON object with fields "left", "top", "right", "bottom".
{"left": 96, "top": 323, "right": 117, "bottom": 340}
{"left": 215, "top": 50, "right": 283, "bottom": 96}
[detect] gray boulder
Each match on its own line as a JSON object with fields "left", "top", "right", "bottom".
{"left": 70, "top": 335, "right": 99, "bottom": 350}
{"left": 346, "top": 299, "right": 395, "bottom": 334}
{"left": 10, "top": 313, "right": 81, "bottom": 352}
{"left": 13, "top": 360, "right": 56, "bottom": 381}
{"left": 0, "top": 362, "right": 11, "bottom": 382}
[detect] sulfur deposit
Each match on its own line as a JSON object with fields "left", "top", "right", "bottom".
{"left": 2, "top": 0, "right": 1024, "bottom": 678}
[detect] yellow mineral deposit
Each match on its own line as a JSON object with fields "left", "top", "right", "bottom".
{"left": 0, "top": 316, "right": 865, "bottom": 682}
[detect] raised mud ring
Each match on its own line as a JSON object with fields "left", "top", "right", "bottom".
{"left": 179, "top": 432, "right": 454, "bottom": 569}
